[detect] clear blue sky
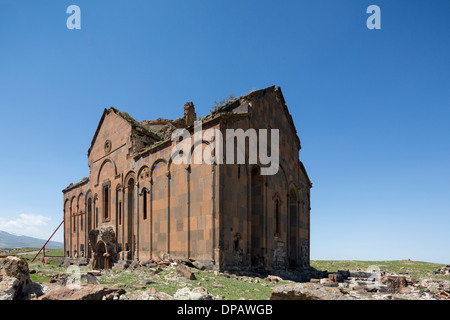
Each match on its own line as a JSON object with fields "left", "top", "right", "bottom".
{"left": 0, "top": 1, "right": 448, "bottom": 263}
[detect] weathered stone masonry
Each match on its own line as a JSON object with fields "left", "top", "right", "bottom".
{"left": 62, "top": 86, "right": 312, "bottom": 271}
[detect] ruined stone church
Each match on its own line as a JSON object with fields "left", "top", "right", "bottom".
{"left": 62, "top": 86, "right": 311, "bottom": 271}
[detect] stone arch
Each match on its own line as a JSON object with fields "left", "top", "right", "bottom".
{"left": 168, "top": 144, "right": 186, "bottom": 171}
{"left": 137, "top": 165, "right": 150, "bottom": 183}
{"left": 85, "top": 191, "right": 94, "bottom": 258}
{"left": 70, "top": 196, "right": 77, "bottom": 236}
{"left": 96, "top": 158, "right": 118, "bottom": 186}
{"left": 187, "top": 139, "right": 213, "bottom": 166}
{"left": 189, "top": 141, "right": 216, "bottom": 262}
{"left": 84, "top": 190, "right": 93, "bottom": 204}
{"left": 76, "top": 193, "right": 85, "bottom": 235}
{"left": 123, "top": 171, "right": 136, "bottom": 256}
{"left": 288, "top": 180, "right": 300, "bottom": 195}
{"left": 94, "top": 240, "right": 109, "bottom": 269}
{"left": 85, "top": 190, "right": 93, "bottom": 216}
{"left": 123, "top": 170, "right": 136, "bottom": 188}
{"left": 168, "top": 151, "right": 189, "bottom": 260}
{"left": 64, "top": 198, "right": 70, "bottom": 216}
{"left": 278, "top": 164, "right": 288, "bottom": 190}
{"left": 77, "top": 193, "right": 84, "bottom": 213}
{"left": 70, "top": 196, "right": 77, "bottom": 216}
{"left": 150, "top": 159, "right": 168, "bottom": 258}
{"left": 64, "top": 198, "right": 71, "bottom": 256}
{"left": 150, "top": 159, "right": 168, "bottom": 179}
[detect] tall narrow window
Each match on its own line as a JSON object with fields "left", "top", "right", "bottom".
{"left": 80, "top": 215, "right": 83, "bottom": 229}
{"left": 96, "top": 208, "right": 99, "bottom": 227}
{"left": 275, "top": 199, "right": 280, "bottom": 235}
{"left": 73, "top": 216, "right": 76, "bottom": 232}
{"left": 87, "top": 198, "right": 92, "bottom": 232}
{"left": 143, "top": 190, "right": 148, "bottom": 220}
{"left": 118, "top": 201, "right": 122, "bottom": 225}
{"left": 103, "top": 185, "right": 109, "bottom": 220}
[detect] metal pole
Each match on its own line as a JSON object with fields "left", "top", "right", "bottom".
{"left": 31, "top": 220, "right": 64, "bottom": 263}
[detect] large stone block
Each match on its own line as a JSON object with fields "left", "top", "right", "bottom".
{"left": 39, "top": 284, "right": 125, "bottom": 300}
{"left": 0, "top": 256, "right": 31, "bottom": 300}
{"left": 270, "top": 283, "right": 354, "bottom": 300}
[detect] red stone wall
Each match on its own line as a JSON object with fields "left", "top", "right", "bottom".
{"left": 63, "top": 87, "right": 311, "bottom": 270}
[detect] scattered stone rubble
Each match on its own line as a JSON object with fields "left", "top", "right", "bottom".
{"left": 271, "top": 268, "right": 450, "bottom": 300}
{"left": 434, "top": 265, "right": 450, "bottom": 275}
{"left": 2, "top": 253, "right": 449, "bottom": 300}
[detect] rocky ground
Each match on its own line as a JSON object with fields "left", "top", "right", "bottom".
{"left": 272, "top": 269, "right": 450, "bottom": 300}
{"left": 1, "top": 249, "right": 449, "bottom": 300}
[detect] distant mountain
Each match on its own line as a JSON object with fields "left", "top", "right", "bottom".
{"left": 0, "top": 230, "right": 63, "bottom": 249}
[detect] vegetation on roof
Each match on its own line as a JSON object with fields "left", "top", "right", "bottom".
{"left": 211, "top": 93, "right": 236, "bottom": 112}
{"left": 115, "top": 109, "right": 164, "bottom": 140}
{"left": 140, "top": 122, "right": 165, "bottom": 139}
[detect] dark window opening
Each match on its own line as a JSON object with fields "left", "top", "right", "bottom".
{"left": 118, "top": 201, "right": 122, "bottom": 225}
{"left": 87, "top": 198, "right": 92, "bottom": 232}
{"left": 275, "top": 199, "right": 280, "bottom": 235}
{"left": 103, "top": 185, "right": 110, "bottom": 220}
{"left": 143, "top": 190, "right": 148, "bottom": 220}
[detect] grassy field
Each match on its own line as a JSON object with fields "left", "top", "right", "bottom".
{"left": 311, "top": 260, "right": 448, "bottom": 280}
{"left": 97, "top": 267, "right": 280, "bottom": 299}
{"left": 17, "top": 248, "right": 284, "bottom": 300}
{"left": 6, "top": 248, "right": 449, "bottom": 300}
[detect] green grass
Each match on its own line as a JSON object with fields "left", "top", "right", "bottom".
{"left": 311, "top": 260, "right": 448, "bottom": 280}
{"left": 21, "top": 249, "right": 64, "bottom": 266}
{"left": 194, "top": 271, "right": 281, "bottom": 300}
{"left": 97, "top": 266, "right": 286, "bottom": 300}
{"left": 15, "top": 248, "right": 68, "bottom": 283}
{"left": 19, "top": 254, "right": 449, "bottom": 300}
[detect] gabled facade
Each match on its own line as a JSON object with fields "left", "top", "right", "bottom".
{"left": 62, "top": 86, "right": 311, "bottom": 271}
